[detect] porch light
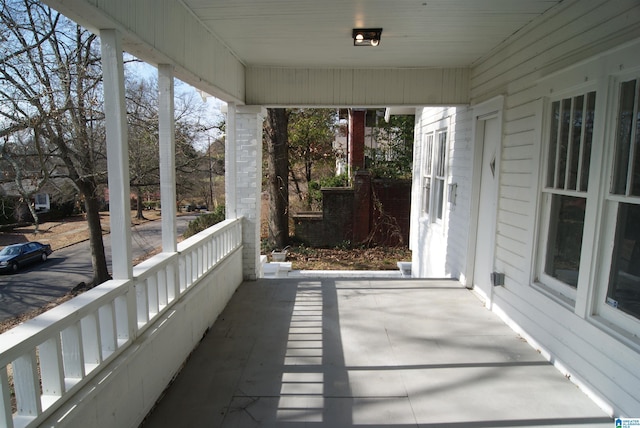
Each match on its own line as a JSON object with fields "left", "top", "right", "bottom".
{"left": 352, "top": 28, "right": 382, "bottom": 46}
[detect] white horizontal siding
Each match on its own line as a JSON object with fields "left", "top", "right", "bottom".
{"left": 412, "top": 106, "right": 472, "bottom": 279}
{"left": 467, "top": 0, "right": 640, "bottom": 417}
{"left": 471, "top": 0, "right": 640, "bottom": 102}
{"left": 446, "top": 107, "right": 473, "bottom": 278}
{"left": 246, "top": 67, "right": 470, "bottom": 106}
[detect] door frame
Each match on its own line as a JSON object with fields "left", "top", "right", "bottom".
{"left": 464, "top": 96, "right": 504, "bottom": 302}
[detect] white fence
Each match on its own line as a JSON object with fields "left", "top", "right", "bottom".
{"left": 0, "top": 218, "right": 242, "bottom": 428}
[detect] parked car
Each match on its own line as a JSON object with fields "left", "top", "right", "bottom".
{"left": 0, "top": 242, "right": 53, "bottom": 274}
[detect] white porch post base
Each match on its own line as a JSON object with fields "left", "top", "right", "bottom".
{"left": 233, "top": 106, "right": 266, "bottom": 280}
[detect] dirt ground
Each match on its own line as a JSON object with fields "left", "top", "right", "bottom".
{"left": 0, "top": 210, "right": 161, "bottom": 250}
{"left": 286, "top": 245, "right": 411, "bottom": 271}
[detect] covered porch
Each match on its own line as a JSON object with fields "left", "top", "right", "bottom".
{"left": 142, "top": 278, "right": 611, "bottom": 427}
{"left": 1, "top": 0, "right": 637, "bottom": 425}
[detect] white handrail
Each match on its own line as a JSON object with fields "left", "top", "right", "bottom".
{"left": 0, "top": 218, "right": 242, "bottom": 428}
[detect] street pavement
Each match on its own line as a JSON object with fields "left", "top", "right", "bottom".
{"left": 0, "top": 214, "right": 197, "bottom": 323}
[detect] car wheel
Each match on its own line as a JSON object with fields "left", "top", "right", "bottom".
{"left": 41, "top": 252, "right": 48, "bottom": 262}
{"left": 10, "top": 263, "right": 18, "bottom": 273}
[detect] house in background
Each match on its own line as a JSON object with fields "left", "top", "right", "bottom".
{"left": 0, "top": 1, "right": 638, "bottom": 426}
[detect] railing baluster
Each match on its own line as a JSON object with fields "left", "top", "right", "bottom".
{"left": 185, "top": 253, "right": 192, "bottom": 287}
{"left": 38, "top": 337, "right": 65, "bottom": 410}
{"left": 158, "top": 270, "right": 167, "bottom": 310}
{"left": 148, "top": 276, "right": 158, "bottom": 318}
{"left": 98, "top": 303, "right": 116, "bottom": 360}
{"left": 178, "top": 256, "right": 186, "bottom": 292}
{"left": 167, "top": 262, "right": 178, "bottom": 301}
{"left": 80, "top": 314, "right": 101, "bottom": 373}
{"left": 191, "top": 251, "right": 198, "bottom": 282}
{"left": 0, "top": 366, "right": 13, "bottom": 428}
{"left": 12, "top": 350, "right": 41, "bottom": 419}
{"left": 61, "top": 322, "right": 85, "bottom": 386}
{"left": 115, "top": 293, "right": 131, "bottom": 346}
{"left": 136, "top": 280, "right": 149, "bottom": 328}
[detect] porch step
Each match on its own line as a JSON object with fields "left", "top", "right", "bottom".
{"left": 262, "top": 261, "right": 292, "bottom": 277}
{"left": 397, "top": 261, "right": 412, "bottom": 278}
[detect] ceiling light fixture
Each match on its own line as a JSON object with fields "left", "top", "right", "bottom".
{"left": 352, "top": 28, "right": 382, "bottom": 47}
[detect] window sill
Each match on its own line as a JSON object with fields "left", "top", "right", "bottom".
{"left": 589, "top": 315, "right": 640, "bottom": 353}
{"left": 531, "top": 281, "right": 576, "bottom": 311}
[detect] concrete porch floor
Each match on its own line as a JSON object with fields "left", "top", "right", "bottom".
{"left": 141, "top": 278, "right": 612, "bottom": 427}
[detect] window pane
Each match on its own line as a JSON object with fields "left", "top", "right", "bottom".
{"left": 547, "top": 101, "right": 560, "bottom": 188}
{"left": 568, "top": 95, "right": 584, "bottom": 190}
{"left": 425, "top": 136, "right": 433, "bottom": 176}
{"left": 631, "top": 83, "right": 640, "bottom": 196}
{"left": 612, "top": 80, "right": 637, "bottom": 195}
{"left": 435, "top": 178, "right": 444, "bottom": 220}
{"left": 545, "top": 195, "right": 586, "bottom": 288}
{"left": 607, "top": 203, "right": 640, "bottom": 319}
{"left": 423, "top": 177, "right": 431, "bottom": 214}
{"left": 436, "top": 132, "right": 446, "bottom": 177}
{"left": 547, "top": 93, "right": 595, "bottom": 192}
{"left": 557, "top": 98, "right": 572, "bottom": 188}
{"left": 580, "top": 92, "right": 596, "bottom": 192}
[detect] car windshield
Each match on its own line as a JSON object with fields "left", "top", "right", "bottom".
{"left": 0, "top": 246, "right": 21, "bottom": 256}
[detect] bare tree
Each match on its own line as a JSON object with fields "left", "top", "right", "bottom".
{"left": 0, "top": 0, "right": 110, "bottom": 284}
{"left": 126, "top": 76, "right": 160, "bottom": 219}
{"left": 125, "top": 73, "right": 222, "bottom": 217}
{"left": 0, "top": 130, "right": 55, "bottom": 232}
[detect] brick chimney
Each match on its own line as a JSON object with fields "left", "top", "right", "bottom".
{"left": 348, "top": 109, "right": 366, "bottom": 173}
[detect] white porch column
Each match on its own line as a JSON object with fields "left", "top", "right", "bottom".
{"left": 100, "top": 29, "right": 132, "bottom": 280}
{"left": 225, "top": 103, "right": 237, "bottom": 219}
{"left": 158, "top": 64, "right": 177, "bottom": 252}
{"left": 231, "top": 105, "right": 266, "bottom": 280}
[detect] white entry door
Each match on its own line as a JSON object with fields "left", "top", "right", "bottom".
{"left": 473, "top": 116, "right": 500, "bottom": 293}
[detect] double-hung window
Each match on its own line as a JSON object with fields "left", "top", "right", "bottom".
{"left": 600, "top": 76, "right": 640, "bottom": 328}
{"left": 535, "top": 43, "right": 640, "bottom": 337}
{"left": 421, "top": 130, "right": 447, "bottom": 222}
{"left": 537, "top": 90, "right": 597, "bottom": 300}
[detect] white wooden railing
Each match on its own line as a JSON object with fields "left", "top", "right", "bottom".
{"left": 0, "top": 218, "right": 242, "bottom": 428}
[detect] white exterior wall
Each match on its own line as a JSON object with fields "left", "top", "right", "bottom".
{"left": 411, "top": 107, "right": 472, "bottom": 279}
{"left": 412, "top": 0, "right": 640, "bottom": 416}
{"left": 233, "top": 106, "right": 266, "bottom": 280}
{"left": 246, "top": 67, "right": 470, "bottom": 106}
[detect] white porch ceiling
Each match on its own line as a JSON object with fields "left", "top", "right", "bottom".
{"left": 182, "top": 0, "right": 562, "bottom": 68}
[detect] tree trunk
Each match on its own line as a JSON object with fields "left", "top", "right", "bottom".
{"left": 26, "top": 201, "right": 40, "bottom": 234}
{"left": 265, "top": 108, "right": 289, "bottom": 250}
{"left": 135, "top": 186, "right": 145, "bottom": 220}
{"left": 80, "top": 183, "right": 110, "bottom": 285}
{"left": 305, "top": 158, "right": 313, "bottom": 210}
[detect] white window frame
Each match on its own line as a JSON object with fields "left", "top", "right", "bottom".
{"left": 532, "top": 40, "right": 640, "bottom": 341}
{"left": 535, "top": 87, "right": 598, "bottom": 304}
{"left": 594, "top": 69, "right": 640, "bottom": 337}
{"left": 420, "top": 129, "right": 448, "bottom": 224}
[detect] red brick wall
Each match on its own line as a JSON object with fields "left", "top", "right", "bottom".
{"left": 293, "top": 176, "right": 411, "bottom": 248}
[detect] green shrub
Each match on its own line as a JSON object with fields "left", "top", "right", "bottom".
{"left": 183, "top": 205, "right": 225, "bottom": 238}
{"left": 309, "top": 173, "right": 349, "bottom": 207}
